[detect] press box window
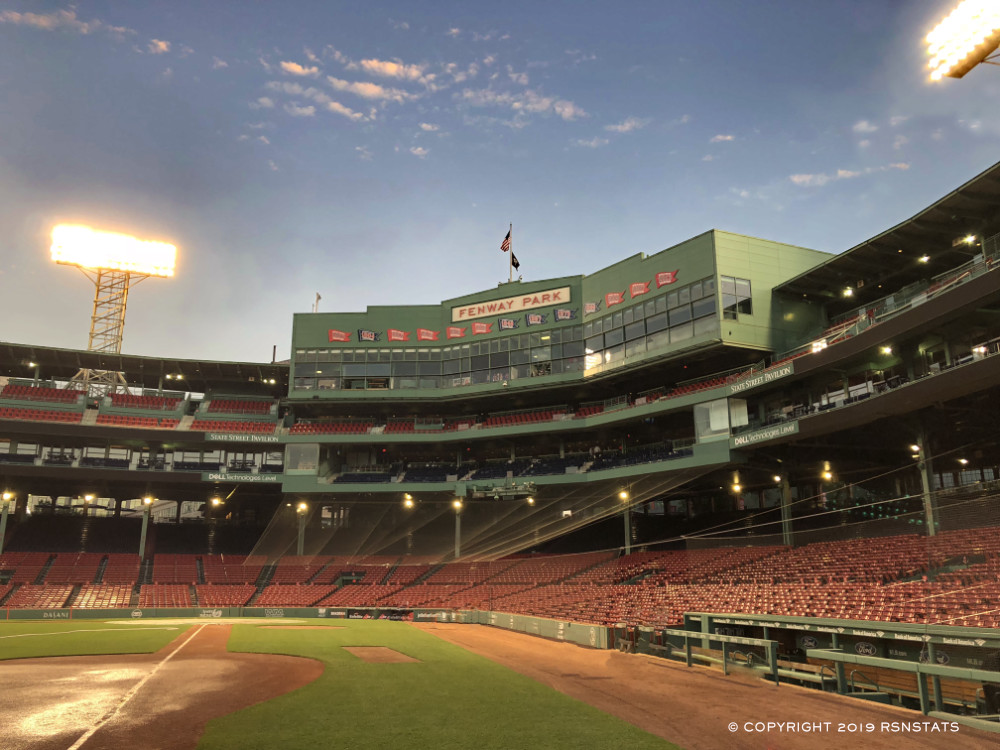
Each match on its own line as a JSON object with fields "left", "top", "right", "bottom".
{"left": 721, "top": 276, "right": 753, "bottom": 320}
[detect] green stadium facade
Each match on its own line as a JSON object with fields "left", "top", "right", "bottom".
{"left": 1, "top": 161, "right": 1000, "bottom": 562}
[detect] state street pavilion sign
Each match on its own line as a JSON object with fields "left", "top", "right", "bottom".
{"left": 451, "top": 287, "right": 572, "bottom": 323}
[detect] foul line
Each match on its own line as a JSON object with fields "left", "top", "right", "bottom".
{"left": 0, "top": 627, "right": 178, "bottom": 640}
{"left": 66, "top": 624, "right": 206, "bottom": 750}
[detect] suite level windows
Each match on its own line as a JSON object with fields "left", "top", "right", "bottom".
{"left": 721, "top": 276, "right": 752, "bottom": 320}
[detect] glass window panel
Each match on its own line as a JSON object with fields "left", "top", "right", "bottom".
{"left": 693, "top": 316, "right": 718, "bottom": 336}
{"left": 704, "top": 278, "right": 716, "bottom": 295}
{"left": 343, "top": 364, "right": 366, "bottom": 376}
{"left": 645, "top": 300, "right": 657, "bottom": 317}
{"left": 656, "top": 295, "right": 668, "bottom": 313}
{"left": 585, "top": 334, "right": 604, "bottom": 352}
{"left": 735, "top": 278, "right": 752, "bottom": 298}
{"left": 393, "top": 362, "right": 417, "bottom": 376}
{"left": 584, "top": 322, "right": 594, "bottom": 337}
{"left": 721, "top": 276, "right": 736, "bottom": 295}
{"left": 606, "top": 343, "right": 625, "bottom": 363}
{"left": 563, "top": 340, "right": 585, "bottom": 357}
{"left": 549, "top": 328, "right": 562, "bottom": 343}
{"left": 612, "top": 311, "right": 623, "bottom": 328}
{"left": 418, "top": 362, "right": 441, "bottom": 375}
{"left": 510, "top": 348, "right": 530, "bottom": 365}
{"left": 367, "top": 363, "right": 390, "bottom": 376}
{"left": 625, "top": 338, "right": 646, "bottom": 358}
{"left": 624, "top": 320, "right": 646, "bottom": 341}
{"left": 646, "top": 312, "right": 668, "bottom": 333}
{"left": 692, "top": 296, "right": 716, "bottom": 319}
{"left": 679, "top": 286, "right": 691, "bottom": 306}
{"left": 646, "top": 329, "right": 670, "bottom": 351}
{"left": 531, "top": 346, "right": 551, "bottom": 362}
{"left": 491, "top": 351, "right": 510, "bottom": 367}
{"left": 690, "top": 281, "right": 703, "bottom": 300}
{"left": 604, "top": 328, "right": 625, "bottom": 347}
{"left": 671, "top": 322, "right": 693, "bottom": 342}
{"left": 498, "top": 337, "right": 510, "bottom": 351}
{"left": 442, "top": 359, "right": 460, "bottom": 375}
{"left": 623, "top": 306, "right": 634, "bottom": 325}
{"left": 669, "top": 305, "right": 692, "bottom": 325}
{"left": 667, "top": 291, "right": 679, "bottom": 309}
{"left": 471, "top": 354, "right": 490, "bottom": 371}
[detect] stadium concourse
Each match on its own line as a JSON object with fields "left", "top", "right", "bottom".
{"left": 2, "top": 162, "right": 1000, "bottom": 728}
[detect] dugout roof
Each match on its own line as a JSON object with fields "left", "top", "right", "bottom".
{"left": 0, "top": 342, "right": 288, "bottom": 396}
{"left": 776, "top": 159, "right": 1000, "bottom": 313}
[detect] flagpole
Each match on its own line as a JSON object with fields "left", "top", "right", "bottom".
{"left": 508, "top": 223, "right": 513, "bottom": 283}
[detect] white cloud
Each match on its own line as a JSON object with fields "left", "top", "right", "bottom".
{"left": 327, "top": 75, "right": 415, "bottom": 103}
{"left": 789, "top": 162, "right": 909, "bottom": 187}
{"left": 237, "top": 134, "right": 250, "bottom": 142}
{"left": 702, "top": 154, "right": 715, "bottom": 162}
{"left": 258, "top": 135, "right": 270, "bottom": 145}
{"left": 483, "top": 55, "right": 496, "bottom": 66}
{"left": 323, "top": 45, "right": 347, "bottom": 64}
{"left": 355, "top": 145, "right": 373, "bottom": 160}
{"left": 350, "top": 57, "right": 434, "bottom": 86}
{"left": 605, "top": 117, "right": 650, "bottom": 133}
{"left": 574, "top": 137, "right": 608, "bottom": 148}
{"left": 410, "top": 146, "right": 429, "bottom": 158}
{"left": 444, "top": 62, "right": 480, "bottom": 84}
{"left": 858, "top": 139, "right": 871, "bottom": 148}
{"left": 284, "top": 103, "right": 316, "bottom": 117}
{"left": 148, "top": 39, "right": 171, "bottom": 55}
{"left": 890, "top": 115, "right": 909, "bottom": 127}
{"left": 390, "top": 20, "right": 410, "bottom": 31}
{"left": 280, "top": 61, "right": 320, "bottom": 77}
{"left": 327, "top": 101, "right": 365, "bottom": 121}
{"left": 677, "top": 114, "right": 691, "bottom": 124}
{"left": 710, "top": 134, "right": 734, "bottom": 142}
{"left": 259, "top": 57, "right": 273, "bottom": 72}
{"left": 267, "top": 159, "right": 279, "bottom": 171}
{"left": 507, "top": 66, "right": 529, "bottom": 85}
{"left": 893, "top": 134, "right": 909, "bottom": 150}
{"left": 553, "top": 100, "right": 586, "bottom": 121}
{"left": 212, "top": 57, "right": 228, "bottom": 69}
{"left": 420, "top": 123, "right": 440, "bottom": 131}
{"left": 458, "top": 87, "right": 586, "bottom": 121}
{"left": 446, "top": 28, "right": 461, "bottom": 37}
{"left": 852, "top": 120, "right": 878, "bottom": 133}
{"left": 251, "top": 96, "right": 275, "bottom": 109}
{"left": 0, "top": 9, "right": 132, "bottom": 37}
{"left": 304, "top": 47, "right": 320, "bottom": 63}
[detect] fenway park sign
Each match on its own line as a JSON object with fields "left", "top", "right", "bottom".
{"left": 451, "top": 287, "right": 571, "bottom": 323}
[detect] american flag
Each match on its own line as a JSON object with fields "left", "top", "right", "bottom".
{"left": 500, "top": 229, "right": 511, "bottom": 252}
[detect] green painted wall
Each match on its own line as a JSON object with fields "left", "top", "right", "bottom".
{"left": 714, "top": 232, "right": 831, "bottom": 352}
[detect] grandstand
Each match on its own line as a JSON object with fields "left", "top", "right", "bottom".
{"left": 2, "top": 162, "right": 1000, "bottom": 723}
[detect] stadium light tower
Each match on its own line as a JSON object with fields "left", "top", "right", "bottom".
{"left": 926, "top": 1, "right": 1000, "bottom": 80}
{"left": 50, "top": 224, "right": 177, "bottom": 396}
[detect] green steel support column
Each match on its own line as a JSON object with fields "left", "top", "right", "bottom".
{"left": 701, "top": 615, "right": 712, "bottom": 650}
{"left": 917, "top": 667, "right": 931, "bottom": 715}
{"left": 831, "top": 634, "right": 847, "bottom": 694}
{"left": 768, "top": 642, "right": 779, "bottom": 685}
{"left": 927, "top": 643, "right": 944, "bottom": 710}
{"left": 138, "top": 506, "right": 150, "bottom": 560}
{"left": 722, "top": 641, "right": 729, "bottom": 675}
{"left": 297, "top": 511, "right": 306, "bottom": 556}
{"left": 623, "top": 503, "right": 632, "bottom": 556}
{"left": 917, "top": 432, "right": 938, "bottom": 537}
{"left": 454, "top": 510, "right": 461, "bottom": 559}
{"left": 0, "top": 499, "right": 10, "bottom": 556}
{"left": 780, "top": 478, "right": 793, "bottom": 547}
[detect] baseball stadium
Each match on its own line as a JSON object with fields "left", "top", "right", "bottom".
{"left": 2, "top": 153, "right": 1000, "bottom": 749}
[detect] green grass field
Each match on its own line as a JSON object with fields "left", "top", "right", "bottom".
{"left": 0, "top": 619, "right": 678, "bottom": 750}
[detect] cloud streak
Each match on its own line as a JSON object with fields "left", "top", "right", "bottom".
{"left": 280, "top": 61, "right": 320, "bottom": 77}
{"left": 789, "top": 162, "right": 909, "bottom": 187}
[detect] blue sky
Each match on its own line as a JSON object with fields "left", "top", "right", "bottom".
{"left": 1, "top": 1, "right": 998, "bottom": 362}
